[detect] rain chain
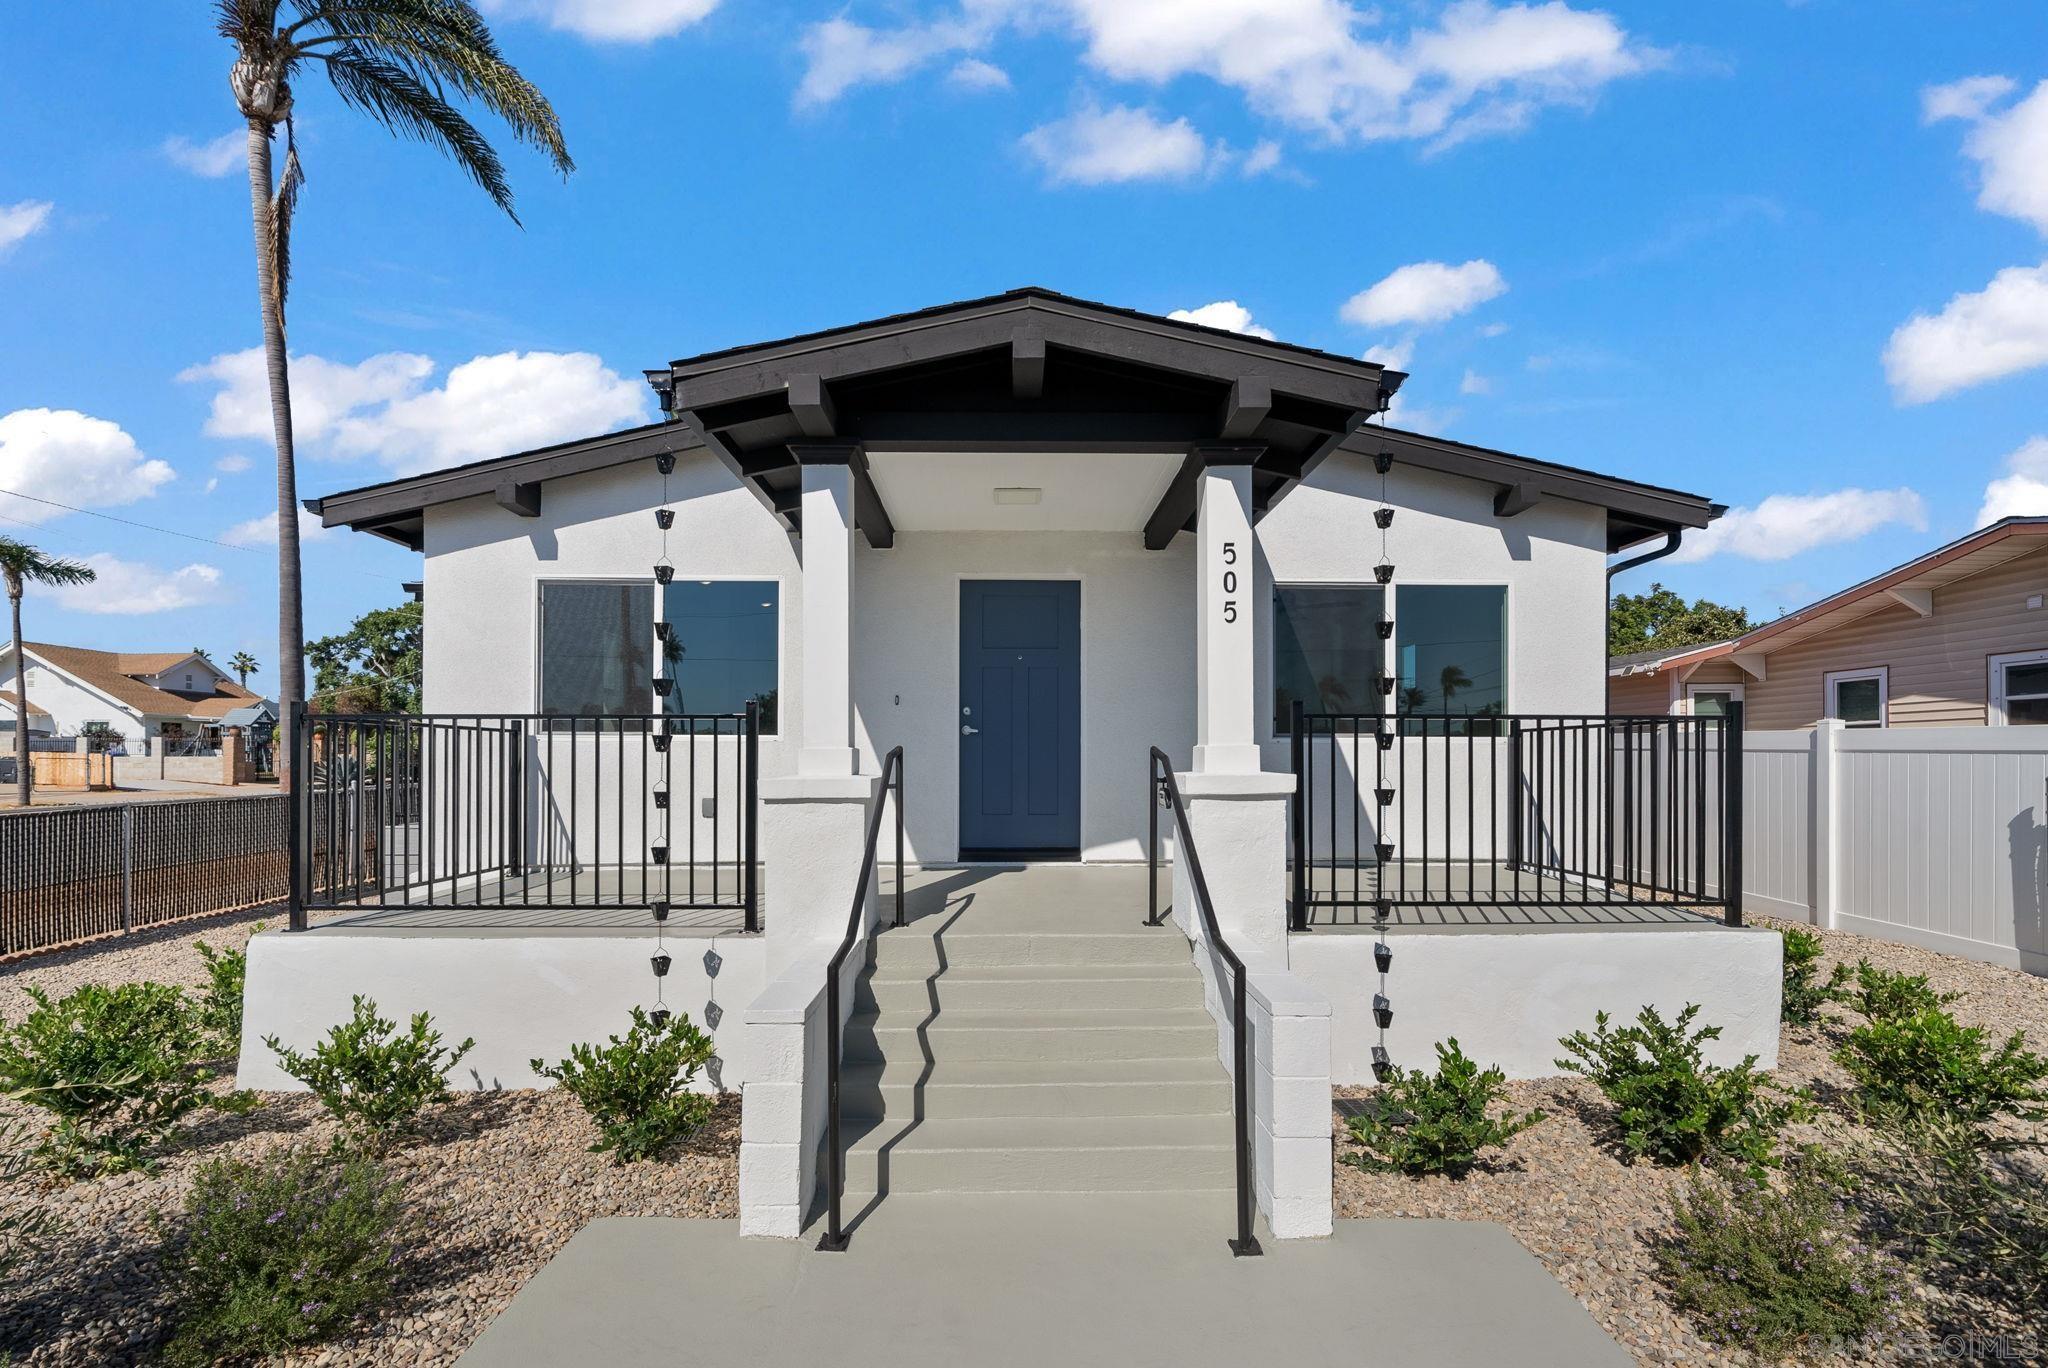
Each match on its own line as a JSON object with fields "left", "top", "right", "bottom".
{"left": 648, "top": 450, "right": 679, "bottom": 1029}
{"left": 1369, "top": 425, "right": 1397, "bottom": 1081}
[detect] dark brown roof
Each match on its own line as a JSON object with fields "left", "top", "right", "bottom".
{"left": 22, "top": 643, "right": 259, "bottom": 720}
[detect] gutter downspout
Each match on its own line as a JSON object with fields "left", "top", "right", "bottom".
{"left": 1605, "top": 529, "right": 1684, "bottom": 712}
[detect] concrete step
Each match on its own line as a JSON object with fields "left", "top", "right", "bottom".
{"left": 839, "top": 1055, "right": 1231, "bottom": 1121}
{"left": 857, "top": 963, "right": 1202, "bottom": 1013}
{"left": 872, "top": 928, "right": 1189, "bottom": 971}
{"left": 843, "top": 1008, "right": 1220, "bottom": 1064}
{"left": 838, "top": 1114, "right": 1237, "bottom": 1196}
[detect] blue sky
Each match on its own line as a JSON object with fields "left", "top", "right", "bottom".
{"left": 3, "top": 1, "right": 2046, "bottom": 700}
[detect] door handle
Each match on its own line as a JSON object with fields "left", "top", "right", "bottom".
{"left": 961, "top": 725, "right": 980, "bottom": 736}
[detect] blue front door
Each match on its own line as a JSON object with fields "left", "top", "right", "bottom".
{"left": 959, "top": 580, "right": 1081, "bottom": 855}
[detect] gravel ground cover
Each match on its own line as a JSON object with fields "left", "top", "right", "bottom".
{"left": 1334, "top": 916, "right": 2048, "bottom": 1366}
{"left": 0, "top": 905, "right": 739, "bottom": 1366}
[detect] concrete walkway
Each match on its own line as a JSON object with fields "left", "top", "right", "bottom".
{"left": 457, "top": 1198, "right": 1630, "bottom": 1368}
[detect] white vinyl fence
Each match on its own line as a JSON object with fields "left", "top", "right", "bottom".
{"left": 1742, "top": 723, "right": 2048, "bottom": 975}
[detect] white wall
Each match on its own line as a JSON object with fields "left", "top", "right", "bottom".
{"left": 0, "top": 652, "right": 146, "bottom": 742}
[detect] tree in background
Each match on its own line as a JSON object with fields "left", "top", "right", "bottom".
{"left": 0, "top": 539, "right": 96, "bottom": 806}
{"left": 228, "top": 650, "right": 260, "bottom": 687}
{"left": 307, "top": 601, "right": 422, "bottom": 714}
{"left": 216, "top": 0, "right": 572, "bottom": 783}
{"left": 1608, "top": 583, "right": 1752, "bottom": 658}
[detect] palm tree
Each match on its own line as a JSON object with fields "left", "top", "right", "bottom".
{"left": 229, "top": 650, "right": 260, "bottom": 687}
{"left": 0, "top": 538, "right": 96, "bottom": 807}
{"left": 217, "top": 1, "right": 572, "bottom": 786}
{"left": 1439, "top": 664, "right": 1472, "bottom": 707}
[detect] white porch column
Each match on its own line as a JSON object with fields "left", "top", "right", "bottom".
{"left": 793, "top": 444, "right": 859, "bottom": 779}
{"left": 1193, "top": 448, "right": 1263, "bottom": 776}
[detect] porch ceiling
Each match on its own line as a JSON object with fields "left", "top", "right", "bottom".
{"left": 864, "top": 450, "right": 1185, "bottom": 533}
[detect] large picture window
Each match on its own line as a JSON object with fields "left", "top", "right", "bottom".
{"left": 660, "top": 579, "right": 780, "bottom": 733}
{"left": 1273, "top": 584, "right": 1387, "bottom": 730}
{"left": 539, "top": 581, "right": 654, "bottom": 720}
{"left": 1273, "top": 582, "right": 1509, "bottom": 731}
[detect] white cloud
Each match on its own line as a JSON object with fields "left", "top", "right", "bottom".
{"left": 478, "top": 0, "right": 720, "bottom": 42}
{"left": 221, "top": 508, "right": 331, "bottom": 547}
{"left": 51, "top": 555, "right": 227, "bottom": 616}
{"left": 1884, "top": 262, "right": 2048, "bottom": 404}
{"left": 1974, "top": 436, "right": 2048, "bottom": 528}
{"left": 1381, "top": 391, "right": 1455, "bottom": 433}
{"left": 1459, "top": 369, "right": 1492, "bottom": 395}
{"left": 1922, "top": 74, "right": 2016, "bottom": 125}
{"left": 1955, "top": 79, "right": 2048, "bottom": 234}
{"left": 0, "top": 408, "right": 176, "bottom": 524}
{"left": 0, "top": 200, "right": 53, "bottom": 256}
{"left": 1168, "top": 300, "right": 1276, "bottom": 339}
{"left": 1670, "top": 488, "right": 1928, "bottom": 564}
{"left": 1241, "top": 139, "right": 1284, "bottom": 176}
{"left": 1477, "top": 320, "right": 1510, "bottom": 337}
{"left": 795, "top": 1, "right": 1663, "bottom": 150}
{"left": 1021, "top": 104, "right": 1214, "bottom": 185}
{"left": 1362, "top": 336, "right": 1415, "bottom": 371}
{"left": 162, "top": 131, "right": 244, "bottom": 178}
{"left": 213, "top": 453, "right": 252, "bottom": 474}
{"left": 1341, "top": 259, "right": 1506, "bottom": 328}
{"left": 948, "top": 58, "right": 1012, "bottom": 91}
{"left": 179, "top": 348, "right": 650, "bottom": 474}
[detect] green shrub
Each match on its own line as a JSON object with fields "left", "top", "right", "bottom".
{"left": 1778, "top": 927, "right": 1849, "bottom": 1025}
{"left": 265, "top": 996, "right": 474, "bottom": 1147}
{"left": 1341, "top": 1038, "right": 1545, "bottom": 1178}
{"left": 531, "top": 1007, "right": 717, "bottom": 1163}
{"left": 1557, "top": 1003, "right": 1805, "bottom": 1166}
{"left": 0, "top": 982, "right": 218, "bottom": 1175}
{"left": 194, "top": 931, "right": 256, "bottom": 1055}
{"left": 1835, "top": 1007, "right": 2048, "bottom": 1131}
{"left": 1852, "top": 1118, "right": 2048, "bottom": 1310}
{"left": 160, "top": 1146, "right": 409, "bottom": 1367}
{"left": 1655, "top": 1164, "right": 1906, "bottom": 1357}
{"left": 0, "top": 1119, "right": 60, "bottom": 1282}
{"left": 1840, "top": 958, "right": 1958, "bottom": 1024}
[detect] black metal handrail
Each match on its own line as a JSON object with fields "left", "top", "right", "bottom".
{"left": 1145, "top": 747, "right": 1262, "bottom": 1258}
{"left": 1286, "top": 701, "right": 1744, "bottom": 929}
{"left": 817, "top": 746, "right": 906, "bottom": 1252}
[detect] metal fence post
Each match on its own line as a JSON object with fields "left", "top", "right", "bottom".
{"left": 1724, "top": 703, "right": 1745, "bottom": 927}
{"left": 288, "top": 703, "right": 307, "bottom": 932}
{"left": 743, "top": 700, "right": 760, "bottom": 933}
{"left": 119, "top": 803, "right": 135, "bottom": 934}
{"left": 1289, "top": 699, "right": 1307, "bottom": 932}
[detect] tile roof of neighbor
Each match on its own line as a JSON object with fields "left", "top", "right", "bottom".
{"left": 22, "top": 643, "right": 260, "bottom": 720}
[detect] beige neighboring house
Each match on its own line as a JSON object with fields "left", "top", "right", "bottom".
{"left": 0, "top": 641, "right": 264, "bottom": 747}
{"left": 1610, "top": 516, "right": 2048, "bottom": 728}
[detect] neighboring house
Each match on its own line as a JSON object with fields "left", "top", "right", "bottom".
{"left": 0, "top": 689, "right": 53, "bottom": 735}
{"left": 0, "top": 642, "right": 266, "bottom": 746}
{"left": 1610, "top": 517, "right": 2048, "bottom": 728}
{"left": 250, "top": 288, "right": 1781, "bottom": 1245}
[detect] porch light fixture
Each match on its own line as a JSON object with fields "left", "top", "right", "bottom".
{"left": 1374, "top": 941, "right": 1392, "bottom": 974}
{"left": 653, "top": 677, "right": 674, "bottom": 698}
{"left": 1375, "top": 787, "right": 1395, "bottom": 806}
{"left": 651, "top": 899, "right": 670, "bottom": 923}
{"left": 652, "top": 783, "right": 670, "bottom": 810}
{"left": 655, "top": 452, "right": 676, "bottom": 476}
{"left": 1374, "top": 562, "right": 1394, "bottom": 585}
{"left": 651, "top": 844, "right": 669, "bottom": 865}
{"left": 1374, "top": 841, "right": 1395, "bottom": 863}
{"left": 1374, "top": 508, "right": 1394, "bottom": 530}
{"left": 1371, "top": 1045, "right": 1393, "bottom": 1082}
{"left": 651, "top": 952, "right": 672, "bottom": 978}
{"left": 1373, "top": 994, "right": 1393, "bottom": 1029}
{"left": 654, "top": 562, "right": 675, "bottom": 585}
{"left": 1375, "top": 619, "right": 1395, "bottom": 641}
{"left": 993, "top": 487, "right": 1043, "bottom": 505}
{"left": 650, "top": 1007, "right": 672, "bottom": 1029}
{"left": 655, "top": 509, "right": 675, "bottom": 530}
{"left": 1373, "top": 450, "right": 1394, "bottom": 475}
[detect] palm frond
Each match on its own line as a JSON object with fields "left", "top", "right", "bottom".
{"left": 0, "top": 538, "right": 97, "bottom": 589}
{"left": 216, "top": 0, "right": 287, "bottom": 44}
{"left": 271, "top": 117, "right": 307, "bottom": 307}
{"left": 320, "top": 49, "right": 515, "bottom": 218}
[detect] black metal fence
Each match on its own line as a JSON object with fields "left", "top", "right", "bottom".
{"left": 0, "top": 796, "right": 287, "bottom": 957}
{"left": 291, "top": 706, "right": 760, "bottom": 930}
{"left": 1288, "top": 703, "right": 1743, "bottom": 927}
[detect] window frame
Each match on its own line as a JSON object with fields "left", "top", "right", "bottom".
{"left": 534, "top": 576, "right": 659, "bottom": 723}
{"left": 1268, "top": 579, "right": 1512, "bottom": 737}
{"left": 1823, "top": 666, "right": 1889, "bottom": 729}
{"left": 1684, "top": 681, "right": 1745, "bottom": 718}
{"left": 1988, "top": 648, "right": 2048, "bottom": 726}
{"left": 656, "top": 574, "right": 785, "bottom": 736}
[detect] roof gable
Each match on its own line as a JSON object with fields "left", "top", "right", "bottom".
{"left": 20, "top": 642, "right": 261, "bottom": 719}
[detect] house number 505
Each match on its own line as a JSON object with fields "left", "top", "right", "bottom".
{"left": 1221, "top": 541, "right": 1238, "bottom": 623}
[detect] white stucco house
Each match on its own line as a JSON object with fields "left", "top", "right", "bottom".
{"left": 0, "top": 642, "right": 264, "bottom": 747}
{"left": 245, "top": 290, "right": 1781, "bottom": 1248}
